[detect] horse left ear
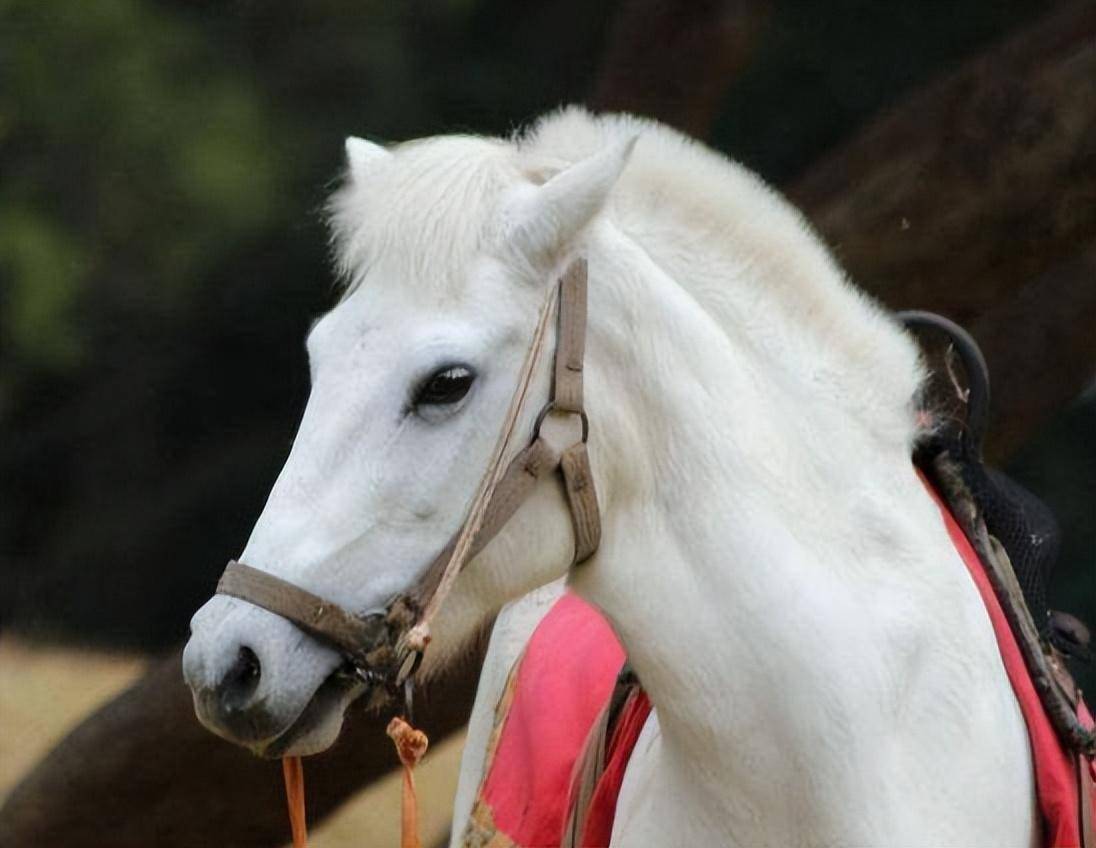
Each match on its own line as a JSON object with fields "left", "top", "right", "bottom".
{"left": 345, "top": 136, "right": 391, "bottom": 180}
{"left": 509, "top": 136, "right": 637, "bottom": 262}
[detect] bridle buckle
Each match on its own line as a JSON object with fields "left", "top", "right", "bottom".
{"left": 533, "top": 401, "right": 589, "bottom": 444}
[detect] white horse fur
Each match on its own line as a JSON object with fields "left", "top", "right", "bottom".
{"left": 184, "top": 108, "right": 1037, "bottom": 846}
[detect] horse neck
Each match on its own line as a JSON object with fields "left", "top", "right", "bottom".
{"left": 571, "top": 222, "right": 932, "bottom": 765}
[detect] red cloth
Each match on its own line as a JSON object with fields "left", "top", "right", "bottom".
{"left": 921, "top": 473, "right": 1095, "bottom": 848}
{"left": 478, "top": 592, "right": 627, "bottom": 847}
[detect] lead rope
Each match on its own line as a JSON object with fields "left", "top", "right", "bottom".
{"left": 282, "top": 756, "right": 308, "bottom": 848}
{"left": 280, "top": 725, "right": 429, "bottom": 848}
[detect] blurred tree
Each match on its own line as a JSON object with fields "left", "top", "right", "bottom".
{"left": 0, "top": 0, "right": 621, "bottom": 646}
{"left": 6, "top": 0, "right": 1083, "bottom": 653}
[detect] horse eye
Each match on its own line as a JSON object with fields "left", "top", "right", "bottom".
{"left": 414, "top": 365, "right": 476, "bottom": 407}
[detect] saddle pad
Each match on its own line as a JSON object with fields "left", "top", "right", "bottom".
{"left": 461, "top": 591, "right": 632, "bottom": 847}
{"left": 921, "top": 474, "right": 1095, "bottom": 848}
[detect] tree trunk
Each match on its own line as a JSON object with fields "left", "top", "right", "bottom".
{"left": 789, "top": 1, "right": 1096, "bottom": 459}
{"left": 0, "top": 645, "right": 484, "bottom": 848}
{"left": 589, "top": 0, "right": 771, "bottom": 139}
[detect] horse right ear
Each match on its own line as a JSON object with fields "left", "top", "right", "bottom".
{"left": 344, "top": 136, "right": 390, "bottom": 180}
{"left": 505, "top": 136, "right": 637, "bottom": 265}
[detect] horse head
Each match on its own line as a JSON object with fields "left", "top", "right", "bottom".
{"left": 182, "top": 125, "right": 634, "bottom": 756}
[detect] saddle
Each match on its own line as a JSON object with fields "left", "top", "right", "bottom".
{"left": 901, "top": 311, "right": 1093, "bottom": 691}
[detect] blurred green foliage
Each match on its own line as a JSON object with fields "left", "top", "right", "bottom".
{"left": 0, "top": 0, "right": 1089, "bottom": 684}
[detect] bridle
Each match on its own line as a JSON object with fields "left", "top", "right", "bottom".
{"left": 216, "top": 258, "right": 600, "bottom": 698}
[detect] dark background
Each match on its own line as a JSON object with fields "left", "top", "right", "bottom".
{"left": 1, "top": 0, "right": 1092, "bottom": 677}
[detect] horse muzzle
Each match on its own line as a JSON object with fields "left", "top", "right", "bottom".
{"left": 182, "top": 593, "right": 360, "bottom": 756}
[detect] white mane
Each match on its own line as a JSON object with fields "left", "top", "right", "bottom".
{"left": 519, "top": 108, "right": 925, "bottom": 446}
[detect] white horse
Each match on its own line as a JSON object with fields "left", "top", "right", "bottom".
{"left": 183, "top": 107, "right": 1036, "bottom": 846}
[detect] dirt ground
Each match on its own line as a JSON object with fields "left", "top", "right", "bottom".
{"left": 0, "top": 637, "right": 464, "bottom": 846}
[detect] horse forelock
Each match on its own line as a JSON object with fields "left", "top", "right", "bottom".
{"left": 327, "top": 135, "right": 519, "bottom": 300}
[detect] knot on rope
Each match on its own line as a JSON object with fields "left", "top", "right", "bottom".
{"left": 387, "top": 715, "right": 429, "bottom": 767}
{"left": 387, "top": 716, "right": 429, "bottom": 848}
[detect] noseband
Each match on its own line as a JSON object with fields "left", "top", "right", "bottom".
{"left": 216, "top": 259, "right": 601, "bottom": 693}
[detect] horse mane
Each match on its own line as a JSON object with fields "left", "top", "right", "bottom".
{"left": 519, "top": 107, "right": 926, "bottom": 449}
{"left": 327, "top": 107, "right": 925, "bottom": 449}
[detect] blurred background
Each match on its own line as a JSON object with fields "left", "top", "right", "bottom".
{"left": 1, "top": 1, "right": 1093, "bottom": 846}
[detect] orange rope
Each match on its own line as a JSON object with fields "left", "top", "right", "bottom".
{"left": 281, "top": 756, "right": 309, "bottom": 848}
{"left": 387, "top": 716, "right": 429, "bottom": 848}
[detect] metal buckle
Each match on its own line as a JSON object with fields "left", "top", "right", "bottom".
{"left": 533, "top": 401, "right": 589, "bottom": 443}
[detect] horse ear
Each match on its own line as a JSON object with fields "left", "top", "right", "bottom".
{"left": 344, "top": 136, "right": 390, "bottom": 179}
{"left": 510, "top": 136, "right": 637, "bottom": 261}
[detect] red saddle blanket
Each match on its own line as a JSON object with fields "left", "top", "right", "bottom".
{"left": 462, "top": 591, "right": 651, "bottom": 847}
{"left": 462, "top": 483, "right": 1095, "bottom": 847}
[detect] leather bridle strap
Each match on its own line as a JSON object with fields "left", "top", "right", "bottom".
{"left": 216, "top": 258, "right": 600, "bottom": 677}
{"left": 552, "top": 261, "right": 600, "bottom": 564}
{"left": 218, "top": 560, "right": 386, "bottom": 668}
{"left": 215, "top": 435, "right": 560, "bottom": 671}
{"left": 402, "top": 258, "right": 599, "bottom": 658}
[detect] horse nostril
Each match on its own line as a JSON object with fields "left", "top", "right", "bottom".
{"left": 219, "top": 645, "right": 262, "bottom": 711}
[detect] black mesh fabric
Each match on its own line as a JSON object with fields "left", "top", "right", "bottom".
{"left": 959, "top": 462, "right": 1061, "bottom": 637}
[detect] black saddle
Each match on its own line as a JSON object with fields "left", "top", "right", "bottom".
{"left": 901, "top": 310, "right": 1091, "bottom": 664}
